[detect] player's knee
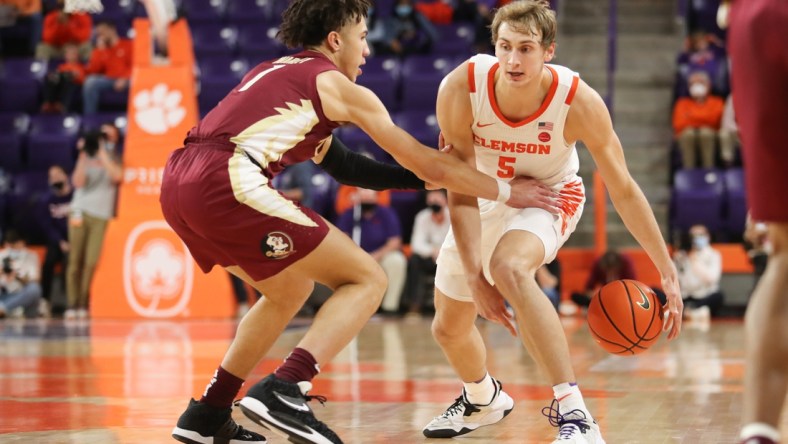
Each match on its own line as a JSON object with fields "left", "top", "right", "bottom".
{"left": 489, "top": 258, "right": 536, "bottom": 292}
{"left": 430, "top": 313, "right": 463, "bottom": 343}
{"left": 356, "top": 260, "right": 387, "bottom": 307}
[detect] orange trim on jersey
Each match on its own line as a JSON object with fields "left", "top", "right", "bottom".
{"left": 565, "top": 75, "right": 579, "bottom": 105}
{"left": 558, "top": 180, "right": 584, "bottom": 235}
{"left": 468, "top": 62, "right": 476, "bottom": 93}
{"left": 487, "top": 64, "right": 559, "bottom": 128}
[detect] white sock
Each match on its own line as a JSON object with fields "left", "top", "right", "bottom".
{"left": 552, "top": 382, "right": 590, "bottom": 418}
{"left": 740, "top": 423, "right": 780, "bottom": 442}
{"left": 463, "top": 373, "right": 496, "bottom": 405}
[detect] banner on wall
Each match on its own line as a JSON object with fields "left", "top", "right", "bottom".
{"left": 91, "top": 19, "right": 233, "bottom": 319}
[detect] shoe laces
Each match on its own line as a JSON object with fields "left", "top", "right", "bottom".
{"left": 439, "top": 393, "right": 480, "bottom": 419}
{"left": 541, "top": 398, "right": 590, "bottom": 438}
{"left": 297, "top": 381, "right": 328, "bottom": 407}
{"left": 217, "top": 412, "right": 261, "bottom": 440}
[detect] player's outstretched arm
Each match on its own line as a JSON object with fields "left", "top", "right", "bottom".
{"left": 567, "top": 80, "right": 683, "bottom": 339}
{"left": 317, "top": 70, "right": 520, "bottom": 207}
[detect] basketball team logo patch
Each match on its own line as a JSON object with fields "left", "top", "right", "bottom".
{"left": 538, "top": 132, "right": 551, "bottom": 142}
{"left": 262, "top": 231, "right": 295, "bottom": 259}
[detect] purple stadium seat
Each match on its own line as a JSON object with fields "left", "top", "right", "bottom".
{"left": 400, "top": 55, "right": 453, "bottom": 111}
{"left": 236, "top": 23, "right": 286, "bottom": 60}
{"left": 357, "top": 56, "right": 400, "bottom": 110}
{"left": 308, "top": 170, "right": 339, "bottom": 221}
{"left": 0, "top": 113, "right": 30, "bottom": 173}
{"left": 433, "top": 23, "right": 475, "bottom": 56}
{"left": 198, "top": 77, "right": 238, "bottom": 115}
{"left": 392, "top": 110, "right": 440, "bottom": 147}
{"left": 191, "top": 24, "right": 238, "bottom": 57}
{"left": 198, "top": 55, "right": 249, "bottom": 81}
{"left": 723, "top": 167, "right": 747, "bottom": 238}
{"left": 671, "top": 168, "right": 724, "bottom": 234}
{"left": 183, "top": 0, "right": 226, "bottom": 24}
{"left": 226, "top": 0, "right": 271, "bottom": 24}
{"left": 0, "top": 58, "right": 47, "bottom": 113}
{"left": 26, "top": 114, "right": 82, "bottom": 172}
{"left": 7, "top": 170, "right": 50, "bottom": 244}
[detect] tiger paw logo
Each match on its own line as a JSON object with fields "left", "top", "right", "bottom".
{"left": 133, "top": 83, "right": 186, "bottom": 135}
{"left": 124, "top": 221, "right": 193, "bottom": 317}
{"left": 262, "top": 231, "right": 295, "bottom": 259}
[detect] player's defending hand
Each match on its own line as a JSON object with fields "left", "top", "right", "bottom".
{"left": 660, "top": 271, "right": 683, "bottom": 340}
{"left": 506, "top": 176, "right": 561, "bottom": 213}
{"left": 469, "top": 272, "right": 517, "bottom": 337}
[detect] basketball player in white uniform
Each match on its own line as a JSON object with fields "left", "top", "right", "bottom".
{"left": 422, "top": 2, "right": 683, "bottom": 443}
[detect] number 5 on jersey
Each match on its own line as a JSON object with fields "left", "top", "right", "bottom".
{"left": 497, "top": 156, "right": 516, "bottom": 179}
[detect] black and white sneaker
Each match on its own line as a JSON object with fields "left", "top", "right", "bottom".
{"left": 238, "top": 374, "right": 343, "bottom": 444}
{"left": 171, "top": 398, "right": 267, "bottom": 444}
{"left": 422, "top": 378, "right": 514, "bottom": 438}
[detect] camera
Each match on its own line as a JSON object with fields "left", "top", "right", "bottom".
{"left": 2, "top": 257, "right": 13, "bottom": 274}
{"left": 82, "top": 130, "right": 106, "bottom": 157}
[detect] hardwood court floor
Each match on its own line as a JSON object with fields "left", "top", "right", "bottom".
{"left": 0, "top": 315, "right": 785, "bottom": 444}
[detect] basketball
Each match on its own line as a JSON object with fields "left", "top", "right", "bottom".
{"left": 587, "top": 279, "right": 664, "bottom": 355}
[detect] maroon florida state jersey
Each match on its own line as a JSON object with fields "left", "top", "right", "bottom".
{"left": 190, "top": 50, "right": 341, "bottom": 178}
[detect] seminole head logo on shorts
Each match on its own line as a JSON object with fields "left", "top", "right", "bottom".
{"left": 262, "top": 231, "right": 295, "bottom": 259}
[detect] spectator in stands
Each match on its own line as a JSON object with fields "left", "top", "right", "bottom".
{"left": 0, "top": 229, "right": 42, "bottom": 318}
{"left": 40, "top": 164, "right": 71, "bottom": 317}
{"left": 719, "top": 94, "right": 739, "bottom": 168}
{"left": 0, "top": 0, "right": 42, "bottom": 55}
{"left": 402, "top": 189, "right": 450, "bottom": 316}
{"left": 676, "top": 29, "right": 727, "bottom": 97}
{"left": 743, "top": 213, "right": 770, "bottom": 293}
{"left": 273, "top": 161, "right": 316, "bottom": 210}
{"left": 99, "top": 121, "right": 123, "bottom": 154}
{"left": 379, "top": 0, "right": 438, "bottom": 56}
{"left": 65, "top": 130, "right": 123, "bottom": 320}
{"left": 336, "top": 188, "right": 407, "bottom": 316}
{"left": 536, "top": 260, "right": 561, "bottom": 311}
{"left": 674, "top": 224, "right": 723, "bottom": 322}
{"left": 82, "top": 20, "right": 133, "bottom": 115}
{"left": 672, "top": 71, "right": 725, "bottom": 168}
{"left": 571, "top": 249, "right": 636, "bottom": 308}
{"left": 35, "top": 0, "right": 91, "bottom": 60}
{"left": 41, "top": 42, "right": 84, "bottom": 113}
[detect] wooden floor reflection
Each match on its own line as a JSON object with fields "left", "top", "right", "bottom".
{"left": 0, "top": 315, "right": 785, "bottom": 443}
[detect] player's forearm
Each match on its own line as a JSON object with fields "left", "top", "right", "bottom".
{"left": 448, "top": 193, "right": 484, "bottom": 279}
{"left": 611, "top": 186, "right": 676, "bottom": 277}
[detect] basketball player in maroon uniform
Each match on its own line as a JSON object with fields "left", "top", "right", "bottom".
{"left": 727, "top": 1, "right": 788, "bottom": 443}
{"left": 164, "top": 1, "right": 543, "bottom": 443}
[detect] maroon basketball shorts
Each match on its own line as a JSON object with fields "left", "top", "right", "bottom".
{"left": 160, "top": 142, "right": 329, "bottom": 281}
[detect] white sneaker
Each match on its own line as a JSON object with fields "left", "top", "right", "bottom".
{"left": 77, "top": 308, "right": 89, "bottom": 319}
{"left": 38, "top": 299, "right": 51, "bottom": 318}
{"left": 544, "top": 400, "right": 606, "bottom": 444}
{"left": 64, "top": 309, "right": 77, "bottom": 320}
{"left": 423, "top": 378, "right": 514, "bottom": 438}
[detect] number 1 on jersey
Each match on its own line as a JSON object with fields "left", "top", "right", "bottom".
{"left": 497, "top": 156, "right": 516, "bottom": 178}
{"left": 239, "top": 65, "right": 285, "bottom": 92}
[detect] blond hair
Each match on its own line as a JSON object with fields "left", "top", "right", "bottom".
{"left": 490, "top": 0, "right": 557, "bottom": 49}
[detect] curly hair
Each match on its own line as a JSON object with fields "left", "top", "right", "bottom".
{"left": 278, "top": 0, "right": 371, "bottom": 49}
{"left": 490, "top": 0, "right": 557, "bottom": 49}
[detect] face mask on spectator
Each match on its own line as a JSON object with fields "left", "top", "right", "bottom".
{"left": 689, "top": 82, "right": 708, "bottom": 99}
{"left": 429, "top": 204, "right": 443, "bottom": 213}
{"left": 50, "top": 181, "right": 65, "bottom": 191}
{"left": 692, "top": 235, "right": 709, "bottom": 249}
{"left": 360, "top": 203, "right": 377, "bottom": 213}
{"left": 395, "top": 5, "right": 413, "bottom": 16}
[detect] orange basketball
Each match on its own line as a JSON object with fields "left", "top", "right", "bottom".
{"left": 587, "top": 279, "right": 664, "bottom": 355}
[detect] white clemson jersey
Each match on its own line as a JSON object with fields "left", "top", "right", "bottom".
{"left": 467, "top": 54, "right": 580, "bottom": 187}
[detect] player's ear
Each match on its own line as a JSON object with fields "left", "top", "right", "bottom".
{"left": 327, "top": 31, "right": 341, "bottom": 52}
{"left": 544, "top": 42, "right": 556, "bottom": 62}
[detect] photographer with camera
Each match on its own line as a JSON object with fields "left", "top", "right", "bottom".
{"left": 65, "top": 129, "right": 123, "bottom": 320}
{"left": 0, "top": 230, "right": 42, "bottom": 319}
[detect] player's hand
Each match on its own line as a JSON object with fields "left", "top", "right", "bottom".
{"left": 469, "top": 273, "right": 517, "bottom": 337}
{"left": 506, "top": 176, "right": 561, "bottom": 213}
{"left": 660, "top": 271, "right": 683, "bottom": 340}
